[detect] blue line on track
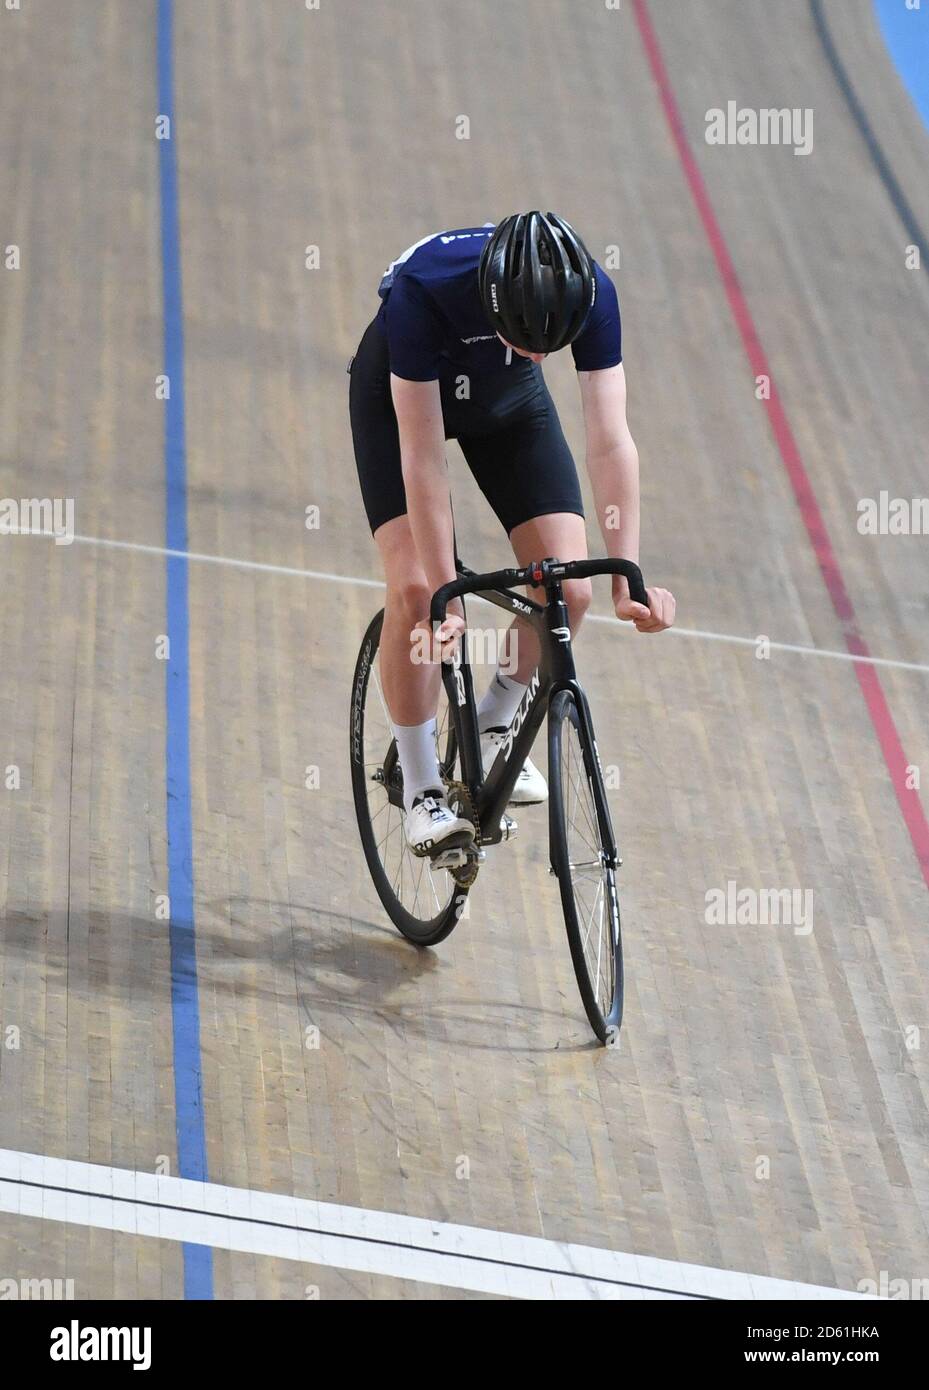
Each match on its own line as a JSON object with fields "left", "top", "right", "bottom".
{"left": 810, "top": 0, "right": 928, "bottom": 265}
{"left": 874, "top": 0, "right": 929, "bottom": 133}
{"left": 156, "top": 0, "right": 214, "bottom": 1301}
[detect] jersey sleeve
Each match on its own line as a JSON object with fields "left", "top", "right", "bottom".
{"left": 383, "top": 274, "right": 446, "bottom": 381}
{"left": 571, "top": 263, "right": 622, "bottom": 372}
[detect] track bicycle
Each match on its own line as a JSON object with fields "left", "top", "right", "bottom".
{"left": 350, "top": 555, "right": 648, "bottom": 1042}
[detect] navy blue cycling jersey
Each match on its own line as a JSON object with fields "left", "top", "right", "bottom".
{"left": 375, "top": 224, "right": 622, "bottom": 381}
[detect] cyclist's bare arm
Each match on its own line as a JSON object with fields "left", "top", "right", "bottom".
{"left": 390, "top": 373, "right": 464, "bottom": 653}
{"left": 578, "top": 363, "right": 640, "bottom": 563}
{"left": 578, "top": 363, "right": 676, "bottom": 633}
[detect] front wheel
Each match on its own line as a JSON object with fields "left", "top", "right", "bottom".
{"left": 548, "top": 688, "right": 624, "bottom": 1042}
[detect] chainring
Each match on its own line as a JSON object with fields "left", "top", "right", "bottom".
{"left": 445, "top": 779, "right": 482, "bottom": 887}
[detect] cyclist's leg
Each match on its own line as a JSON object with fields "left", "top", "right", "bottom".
{"left": 459, "top": 382, "right": 591, "bottom": 686}
{"left": 350, "top": 321, "right": 473, "bottom": 841}
{"left": 375, "top": 515, "right": 477, "bottom": 841}
{"left": 349, "top": 318, "right": 440, "bottom": 727}
{"left": 508, "top": 511, "right": 591, "bottom": 682}
{"left": 455, "top": 511, "right": 589, "bottom": 749}
{"left": 372, "top": 514, "right": 441, "bottom": 726}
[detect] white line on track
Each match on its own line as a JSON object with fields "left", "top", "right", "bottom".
{"left": 10, "top": 528, "right": 929, "bottom": 675}
{"left": 0, "top": 539, "right": 906, "bottom": 1296}
{"left": 0, "top": 1149, "right": 876, "bottom": 1301}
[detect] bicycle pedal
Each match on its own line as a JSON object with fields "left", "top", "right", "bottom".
{"left": 430, "top": 845, "right": 486, "bottom": 873}
{"left": 429, "top": 847, "right": 469, "bottom": 872}
{"left": 500, "top": 814, "right": 518, "bottom": 841}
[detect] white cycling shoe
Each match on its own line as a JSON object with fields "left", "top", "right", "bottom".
{"left": 480, "top": 727, "right": 548, "bottom": 805}
{"left": 405, "top": 789, "right": 476, "bottom": 858}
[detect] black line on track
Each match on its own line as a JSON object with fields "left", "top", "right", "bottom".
{"left": 1, "top": 1175, "right": 716, "bottom": 1299}
{"left": 810, "top": 0, "right": 928, "bottom": 265}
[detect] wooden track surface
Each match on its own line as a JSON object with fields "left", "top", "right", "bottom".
{"left": 0, "top": 0, "right": 927, "bottom": 1299}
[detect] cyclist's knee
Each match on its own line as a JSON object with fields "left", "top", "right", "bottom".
{"left": 564, "top": 578, "right": 592, "bottom": 628}
{"left": 387, "top": 577, "right": 432, "bottom": 628}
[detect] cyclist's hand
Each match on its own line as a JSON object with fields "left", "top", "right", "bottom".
{"left": 614, "top": 584, "right": 676, "bottom": 633}
{"left": 413, "top": 611, "right": 466, "bottom": 663}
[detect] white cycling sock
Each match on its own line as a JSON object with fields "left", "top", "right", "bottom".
{"left": 392, "top": 718, "right": 442, "bottom": 812}
{"left": 477, "top": 667, "right": 530, "bottom": 732}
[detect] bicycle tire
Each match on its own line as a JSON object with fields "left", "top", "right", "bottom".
{"left": 350, "top": 610, "right": 470, "bottom": 946}
{"left": 548, "top": 687, "right": 624, "bottom": 1042}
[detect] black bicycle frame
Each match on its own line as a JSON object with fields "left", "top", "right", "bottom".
{"left": 431, "top": 556, "right": 647, "bottom": 848}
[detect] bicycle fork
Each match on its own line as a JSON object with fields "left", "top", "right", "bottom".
{"left": 543, "top": 581, "right": 621, "bottom": 876}
{"left": 547, "top": 681, "right": 620, "bottom": 873}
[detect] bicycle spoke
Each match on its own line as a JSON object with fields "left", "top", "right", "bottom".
{"left": 566, "top": 738, "right": 598, "bottom": 851}
{"left": 579, "top": 875, "right": 610, "bottom": 1005}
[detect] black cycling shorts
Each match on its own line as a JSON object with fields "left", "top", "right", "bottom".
{"left": 348, "top": 317, "right": 585, "bottom": 536}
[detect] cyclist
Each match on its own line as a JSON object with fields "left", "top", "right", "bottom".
{"left": 349, "top": 212, "right": 676, "bottom": 858}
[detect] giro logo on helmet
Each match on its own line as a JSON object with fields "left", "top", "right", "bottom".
{"left": 478, "top": 211, "right": 596, "bottom": 355}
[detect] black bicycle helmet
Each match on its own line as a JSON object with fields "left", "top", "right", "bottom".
{"left": 478, "top": 211, "right": 596, "bottom": 353}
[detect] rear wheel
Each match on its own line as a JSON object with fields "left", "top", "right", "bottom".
{"left": 548, "top": 688, "right": 624, "bottom": 1042}
{"left": 350, "top": 611, "right": 472, "bottom": 946}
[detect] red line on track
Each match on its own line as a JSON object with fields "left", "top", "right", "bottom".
{"left": 631, "top": 0, "right": 929, "bottom": 891}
